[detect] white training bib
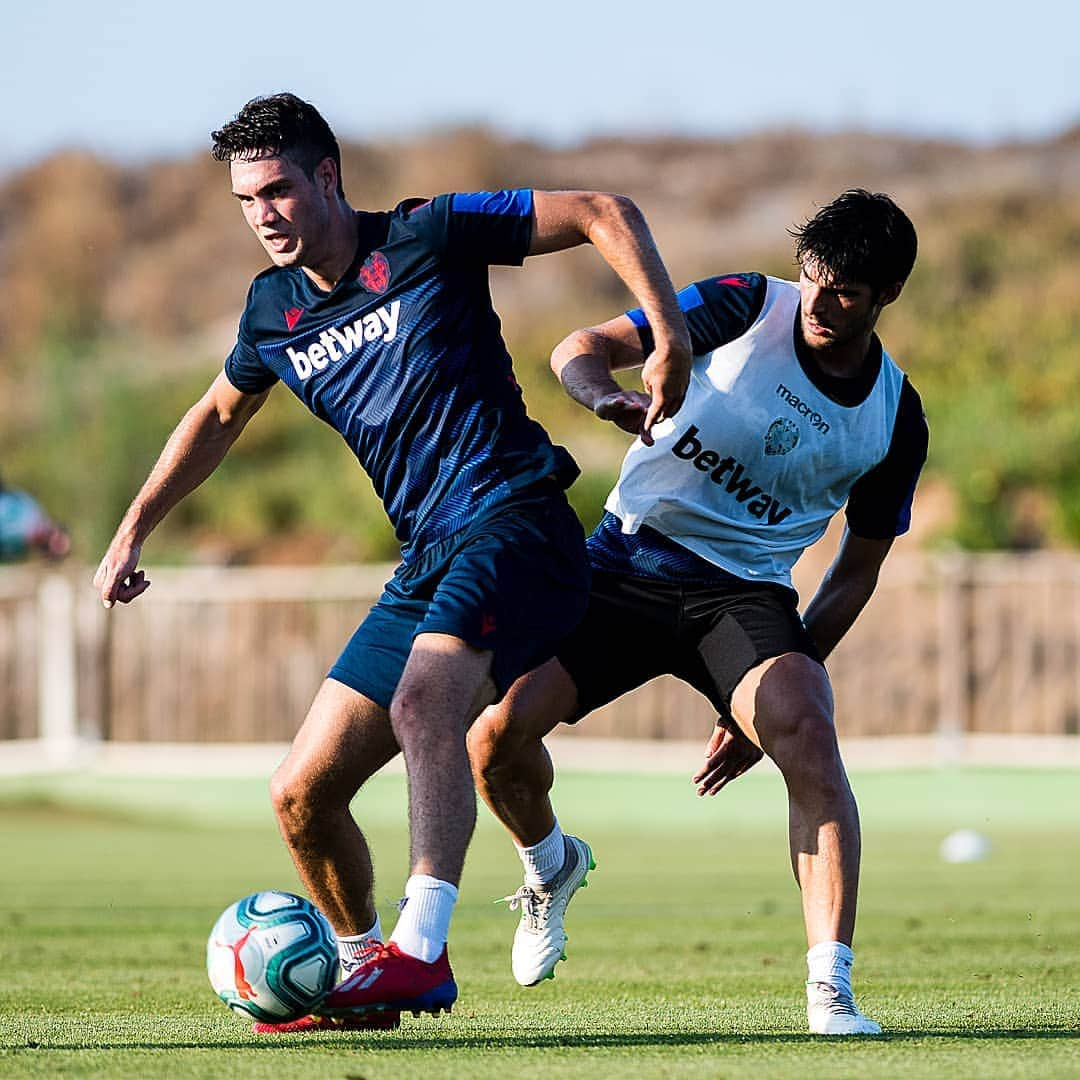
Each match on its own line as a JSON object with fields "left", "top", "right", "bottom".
{"left": 606, "top": 277, "right": 905, "bottom": 586}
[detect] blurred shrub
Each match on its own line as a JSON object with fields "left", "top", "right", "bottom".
{"left": 3, "top": 132, "right": 1080, "bottom": 560}
{"left": 884, "top": 189, "right": 1080, "bottom": 549}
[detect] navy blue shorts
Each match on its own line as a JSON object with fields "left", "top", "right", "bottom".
{"left": 329, "top": 490, "right": 589, "bottom": 709}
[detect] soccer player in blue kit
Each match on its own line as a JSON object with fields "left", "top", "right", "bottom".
{"left": 468, "top": 191, "right": 928, "bottom": 1035}
{"left": 93, "top": 93, "right": 691, "bottom": 1031}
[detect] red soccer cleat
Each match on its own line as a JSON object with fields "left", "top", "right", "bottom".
{"left": 252, "top": 1010, "right": 401, "bottom": 1034}
{"left": 321, "top": 941, "right": 457, "bottom": 1017}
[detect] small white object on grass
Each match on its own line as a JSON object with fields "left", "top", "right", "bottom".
{"left": 940, "top": 829, "right": 992, "bottom": 863}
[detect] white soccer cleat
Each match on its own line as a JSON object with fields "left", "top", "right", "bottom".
{"left": 806, "top": 981, "right": 882, "bottom": 1035}
{"left": 498, "top": 835, "right": 595, "bottom": 987}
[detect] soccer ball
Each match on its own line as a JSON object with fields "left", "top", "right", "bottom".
{"left": 940, "top": 829, "right": 992, "bottom": 863}
{"left": 206, "top": 891, "right": 338, "bottom": 1022}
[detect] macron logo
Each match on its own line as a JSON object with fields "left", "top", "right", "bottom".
{"left": 286, "top": 300, "right": 401, "bottom": 382}
{"left": 776, "top": 383, "right": 830, "bottom": 434}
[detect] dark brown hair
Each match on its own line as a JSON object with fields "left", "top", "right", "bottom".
{"left": 211, "top": 93, "right": 344, "bottom": 197}
{"left": 791, "top": 189, "right": 917, "bottom": 296}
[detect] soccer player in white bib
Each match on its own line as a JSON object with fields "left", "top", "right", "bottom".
{"left": 468, "top": 190, "right": 928, "bottom": 1035}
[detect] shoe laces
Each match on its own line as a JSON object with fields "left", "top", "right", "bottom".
{"left": 495, "top": 884, "right": 549, "bottom": 930}
{"left": 372, "top": 941, "right": 402, "bottom": 961}
{"left": 808, "top": 981, "right": 860, "bottom": 1017}
{"left": 339, "top": 936, "right": 385, "bottom": 977}
{"left": 341, "top": 940, "right": 411, "bottom": 986}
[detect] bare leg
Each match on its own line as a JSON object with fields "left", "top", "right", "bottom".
{"left": 270, "top": 678, "right": 400, "bottom": 936}
{"left": 390, "top": 632, "right": 497, "bottom": 886}
{"left": 729, "top": 653, "right": 860, "bottom": 947}
{"left": 467, "top": 657, "right": 580, "bottom": 847}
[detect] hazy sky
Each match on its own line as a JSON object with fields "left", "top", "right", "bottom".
{"left": 6, "top": 0, "right": 1077, "bottom": 175}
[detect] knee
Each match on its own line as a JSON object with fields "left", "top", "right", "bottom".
{"left": 269, "top": 765, "right": 321, "bottom": 840}
{"left": 466, "top": 704, "right": 521, "bottom": 784}
{"left": 761, "top": 707, "right": 844, "bottom": 788}
{"left": 388, "top": 683, "right": 447, "bottom": 749}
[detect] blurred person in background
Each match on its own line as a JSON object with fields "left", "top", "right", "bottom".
{"left": 93, "top": 93, "right": 691, "bottom": 1032}
{"left": 0, "top": 475, "right": 70, "bottom": 561}
{"left": 469, "top": 190, "right": 928, "bottom": 1036}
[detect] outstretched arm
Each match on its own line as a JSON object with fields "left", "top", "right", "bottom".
{"left": 530, "top": 191, "right": 690, "bottom": 440}
{"left": 801, "top": 528, "right": 894, "bottom": 660}
{"left": 93, "top": 372, "right": 269, "bottom": 608}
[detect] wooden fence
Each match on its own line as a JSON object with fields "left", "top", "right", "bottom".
{"left": 2, "top": 552, "right": 1079, "bottom": 749}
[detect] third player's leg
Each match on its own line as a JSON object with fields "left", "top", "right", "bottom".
{"left": 467, "top": 657, "right": 581, "bottom": 847}
{"left": 270, "top": 678, "right": 400, "bottom": 935}
{"left": 390, "top": 631, "right": 497, "bottom": 886}
{"left": 729, "top": 653, "right": 861, "bottom": 947}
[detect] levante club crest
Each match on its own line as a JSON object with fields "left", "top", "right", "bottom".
{"left": 764, "top": 418, "right": 799, "bottom": 455}
{"left": 358, "top": 252, "right": 391, "bottom": 293}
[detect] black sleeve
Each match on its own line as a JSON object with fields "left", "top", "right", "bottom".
{"left": 846, "top": 379, "right": 929, "bottom": 538}
{"left": 628, "top": 272, "right": 767, "bottom": 355}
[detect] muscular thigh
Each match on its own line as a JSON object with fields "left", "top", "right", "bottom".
{"left": 393, "top": 631, "right": 497, "bottom": 727}
{"left": 276, "top": 678, "right": 399, "bottom": 805}
{"left": 729, "top": 651, "right": 834, "bottom": 753}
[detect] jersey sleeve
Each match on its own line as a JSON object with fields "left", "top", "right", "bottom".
{"left": 405, "top": 190, "right": 534, "bottom": 267}
{"left": 845, "top": 379, "right": 929, "bottom": 538}
{"left": 224, "top": 289, "right": 279, "bottom": 394}
{"left": 627, "top": 272, "right": 767, "bottom": 356}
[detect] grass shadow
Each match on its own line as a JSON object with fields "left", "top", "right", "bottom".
{"left": 12, "top": 1027, "right": 1080, "bottom": 1053}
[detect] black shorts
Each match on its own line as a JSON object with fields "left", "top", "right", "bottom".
{"left": 557, "top": 569, "right": 822, "bottom": 724}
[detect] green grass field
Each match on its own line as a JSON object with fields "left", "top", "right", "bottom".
{"left": 0, "top": 765, "right": 1077, "bottom": 1078}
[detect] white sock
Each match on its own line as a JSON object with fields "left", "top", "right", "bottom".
{"left": 389, "top": 875, "right": 458, "bottom": 963}
{"left": 338, "top": 914, "right": 383, "bottom": 974}
{"left": 517, "top": 820, "right": 565, "bottom": 887}
{"left": 807, "top": 940, "right": 855, "bottom": 996}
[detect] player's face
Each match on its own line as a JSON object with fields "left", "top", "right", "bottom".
{"left": 798, "top": 260, "right": 882, "bottom": 350}
{"left": 230, "top": 154, "right": 333, "bottom": 270}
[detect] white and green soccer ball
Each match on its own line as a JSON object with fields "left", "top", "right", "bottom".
{"left": 206, "top": 891, "right": 338, "bottom": 1022}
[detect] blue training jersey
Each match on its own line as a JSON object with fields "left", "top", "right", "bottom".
{"left": 225, "top": 189, "right": 578, "bottom": 562}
